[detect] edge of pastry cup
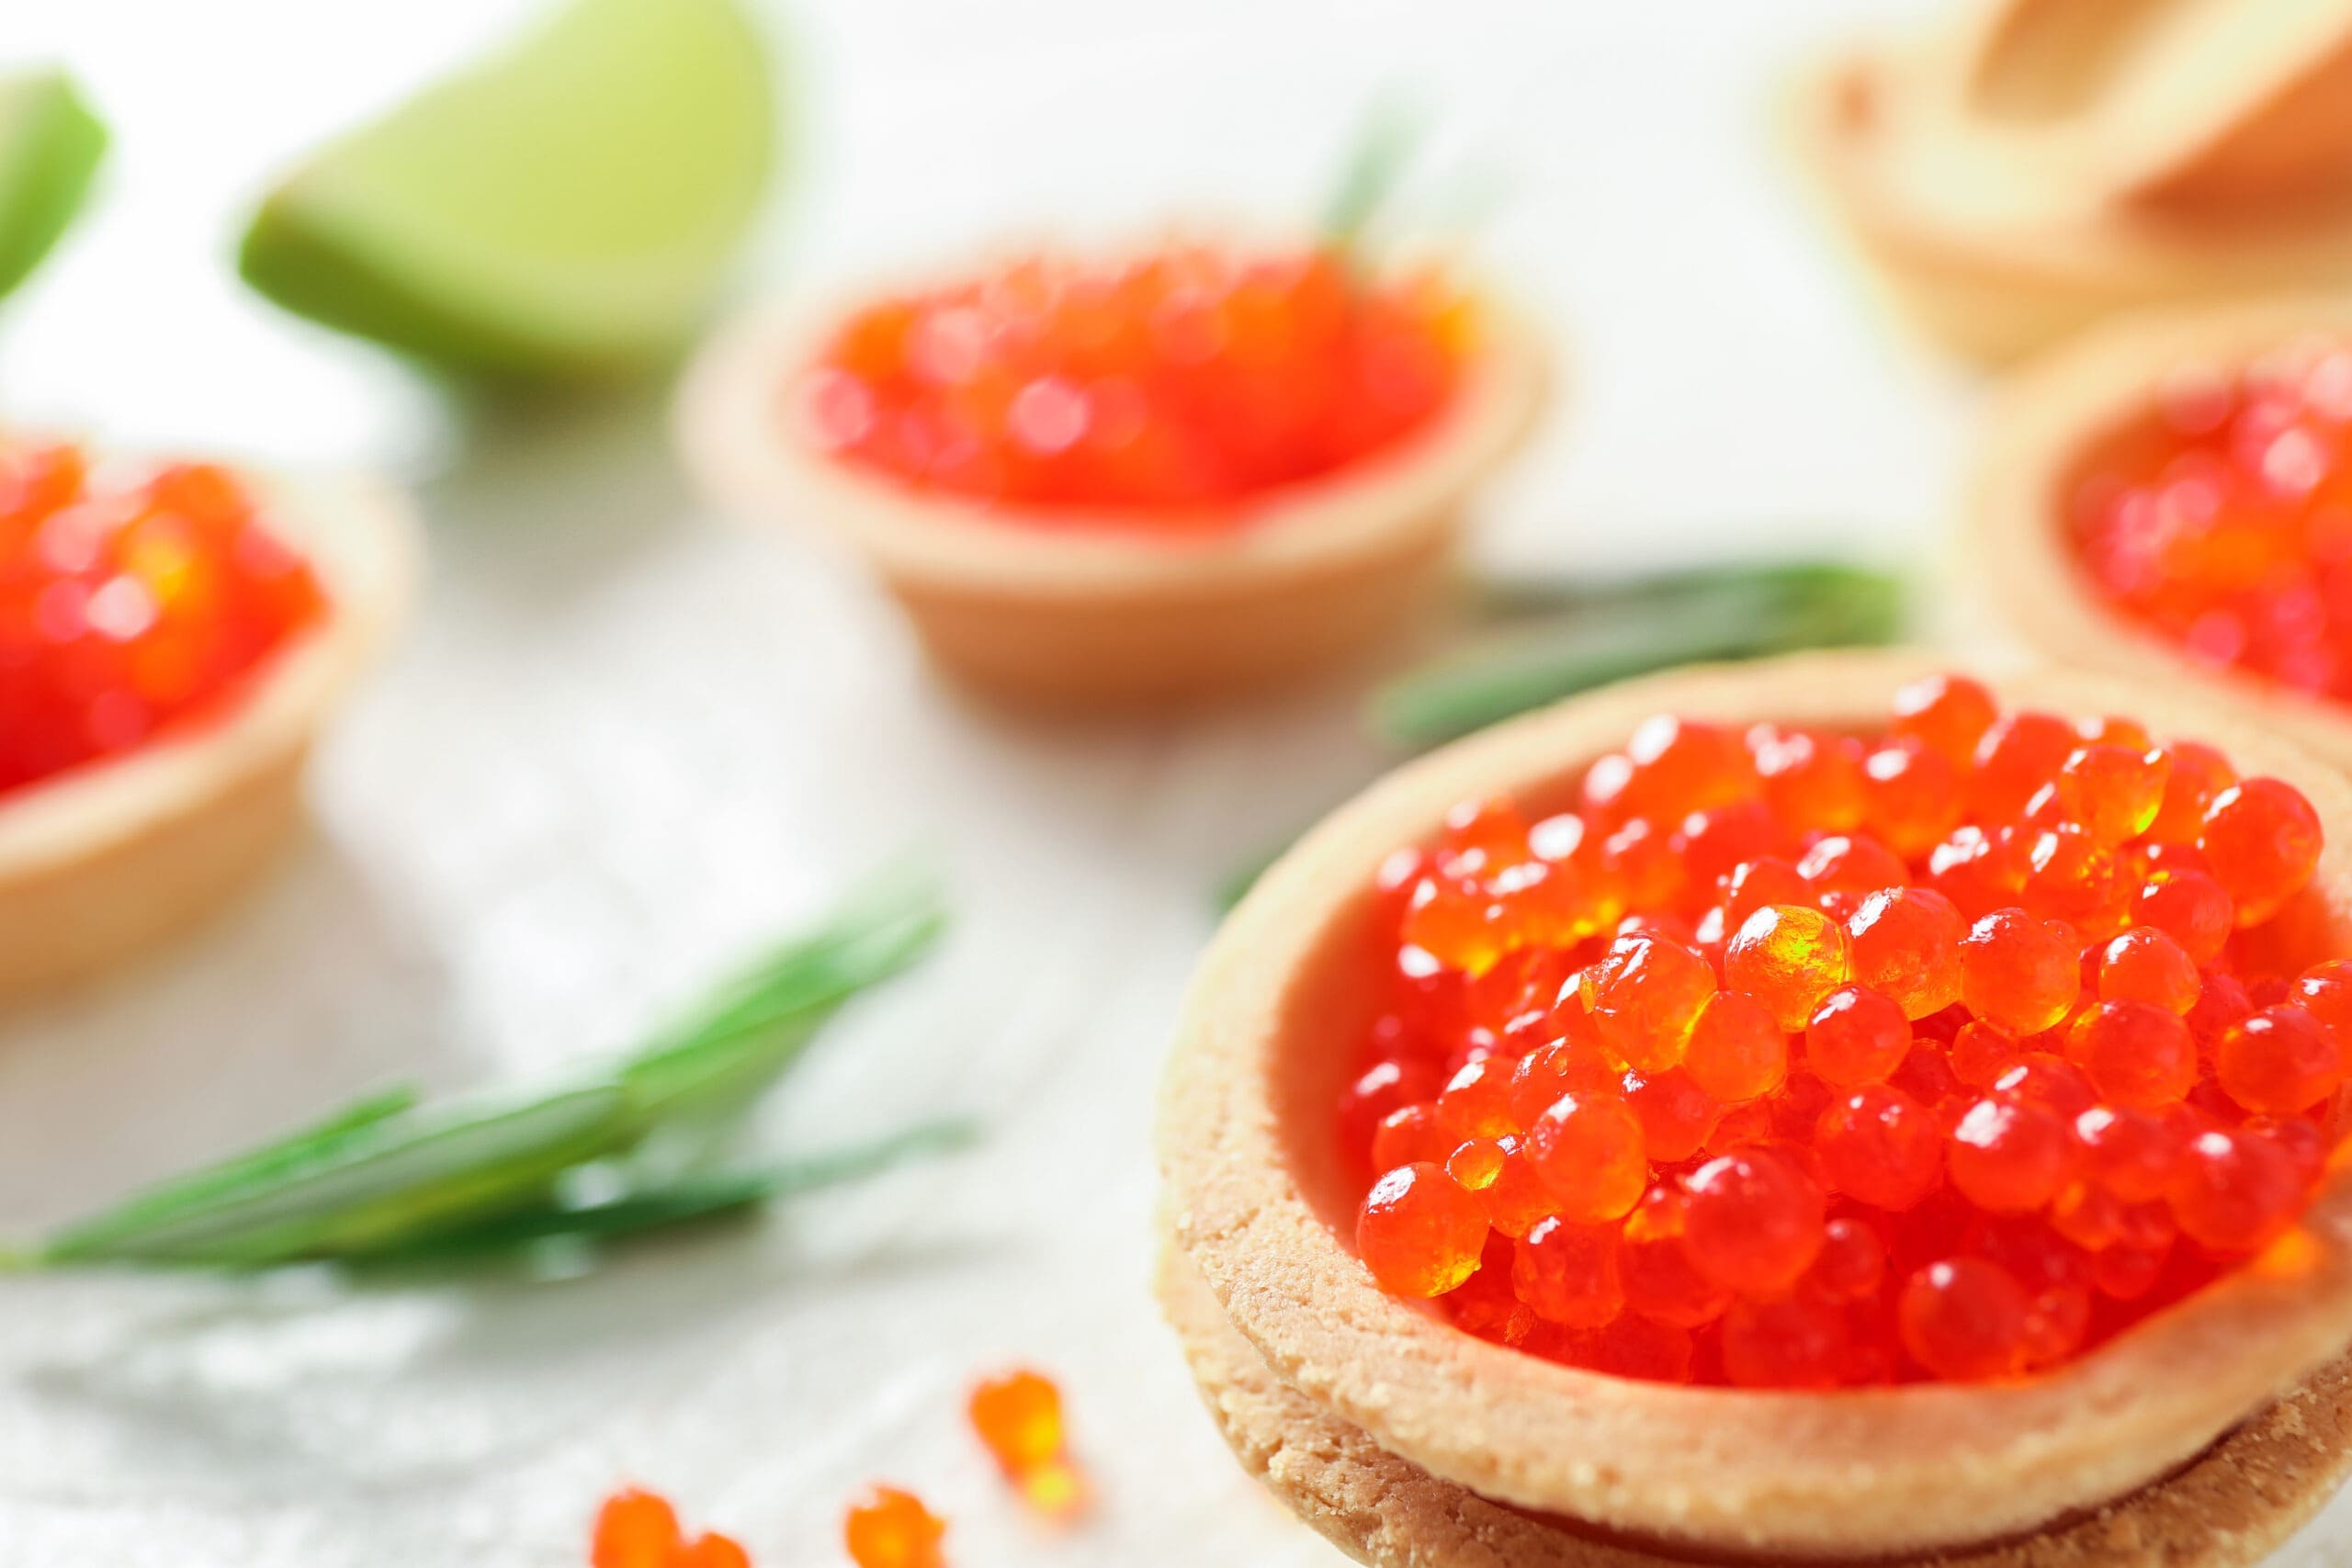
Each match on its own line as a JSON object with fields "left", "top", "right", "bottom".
{"left": 673, "top": 280, "right": 1549, "bottom": 707}
{"left": 1157, "top": 647, "right": 2352, "bottom": 1560}
{"left": 0, "top": 468, "right": 420, "bottom": 998}
{"left": 1156, "top": 1239, "right": 2352, "bottom": 1568}
{"left": 1787, "top": 47, "right": 2352, "bottom": 366}
{"left": 1973, "top": 294, "right": 2352, "bottom": 773}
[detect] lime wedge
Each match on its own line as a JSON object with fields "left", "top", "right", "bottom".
{"left": 238, "top": 0, "right": 775, "bottom": 380}
{"left": 0, "top": 68, "right": 107, "bottom": 306}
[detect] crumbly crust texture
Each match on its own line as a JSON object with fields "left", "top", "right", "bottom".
{"left": 1159, "top": 1243, "right": 2352, "bottom": 1568}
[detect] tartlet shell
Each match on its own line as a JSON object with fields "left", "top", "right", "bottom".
{"left": 1789, "top": 47, "right": 2352, "bottom": 367}
{"left": 1157, "top": 648, "right": 2352, "bottom": 1560}
{"left": 1973, "top": 296, "right": 2352, "bottom": 773}
{"left": 0, "top": 468, "right": 418, "bottom": 998}
{"left": 1159, "top": 1242, "right": 2352, "bottom": 1568}
{"left": 673, "top": 280, "right": 1547, "bottom": 708}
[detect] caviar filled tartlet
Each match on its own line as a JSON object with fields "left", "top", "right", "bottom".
{"left": 0, "top": 440, "right": 414, "bottom": 996}
{"left": 1977, "top": 299, "right": 2352, "bottom": 775}
{"left": 676, "top": 236, "right": 1545, "bottom": 706}
{"left": 1792, "top": 0, "right": 2352, "bottom": 365}
{"left": 1159, "top": 651, "right": 2352, "bottom": 1562}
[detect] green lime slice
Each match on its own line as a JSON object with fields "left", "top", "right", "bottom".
{"left": 0, "top": 68, "right": 107, "bottom": 306}
{"left": 238, "top": 0, "right": 775, "bottom": 380}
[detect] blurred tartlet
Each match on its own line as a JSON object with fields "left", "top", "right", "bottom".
{"left": 1792, "top": 0, "right": 2352, "bottom": 365}
{"left": 1974, "top": 298, "right": 2352, "bottom": 771}
{"left": 0, "top": 450, "right": 416, "bottom": 996}
{"left": 676, "top": 238, "right": 1546, "bottom": 707}
{"left": 1159, "top": 649, "right": 2352, "bottom": 1562}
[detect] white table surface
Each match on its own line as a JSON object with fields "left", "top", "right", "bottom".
{"left": 2, "top": 1, "right": 2345, "bottom": 1563}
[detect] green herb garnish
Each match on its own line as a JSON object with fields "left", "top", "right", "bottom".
{"left": 1210, "top": 559, "right": 1906, "bottom": 909}
{"left": 32, "top": 863, "right": 956, "bottom": 1271}
{"left": 1370, "top": 560, "right": 1904, "bottom": 750}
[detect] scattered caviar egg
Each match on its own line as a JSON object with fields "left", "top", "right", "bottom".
{"left": 594, "top": 1488, "right": 752, "bottom": 1568}
{"left": 968, "top": 1369, "right": 1086, "bottom": 1519}
{"left": 594, "top": 1489, "right": 682, "bottom": 1568}
{"left": 801, "top": 242, "right": 1470, "bottom": 519}
{"left": 0, "top": 445, "right": 329, "bottom": 798}
{"left": 843, "top": 1485, "right": 946, "bottom": 1568}
{"left": 1336, "top": 680, "right": 2346, "bottom": 1387}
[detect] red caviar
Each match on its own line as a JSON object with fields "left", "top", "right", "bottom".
{"left": 2066, "top": 342, "right": 2352, "bottom": 701}
{"left": 1338, "top": 677, "right": 2347, "bottom": 1387}
{"left": 797, "top": 242, "right": 1473, "bottom": 521}
{"left": 593, "top": 1488, "right": 752, "bottom": 1568}
{"left": 968, "top": 1368, "right": 1086, "bottom": 1520}
{"left": 843, "top": 1485, "right": 946, "bottom": 1568}
{"left": 0, "top": 443, "right": 328, "bottom": 798}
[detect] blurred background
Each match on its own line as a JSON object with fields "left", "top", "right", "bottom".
{"left": 0, "top": 1, "right": 2145, "bottom": 1564}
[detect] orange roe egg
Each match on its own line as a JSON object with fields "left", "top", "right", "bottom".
{"left": 969, "top": 1369, "right": 1086, "bottom": 1519}
{"left": 1950, "top": 1098, "right": 2073, "bottom": 1212}
{"left": 1899, "top": 1259, "right": 2031, "bottom": 1381}
{"left": 1617, "top": 1186, "right": 1732, "bottom": 1327}
{"left": 2055, "top": 745, "right": 2169, "bottom": 845}
{"left": 1357, "top": 1162, "right": 1489, "bottom": 1297}
{"left": 1959, "top": 909, "right": 2083, "bottom": 1035}
{"left": 1681, "top": 989, "right": 1788, "bottom": 1102}
{"left": 1683, "top": 1147, "right": 1825, "bottom": 1294}
{"left": 2135, "top": 870, "right": 2235, "bottom": 963}
{"left": 1805, "top": 984, "right": 1912, "bottom": 1088}
{"left": 1334, "top": 680, "right": 2345, "bottom": 1391}
{"left": 1724, "top": 904, "right": 1851, "bottom": 1032}
{"left": 2216, "top": 1005, "right": 2346, "bottom": 1113}
{"left": 594, "top": 1489, "right": 682, "bottom": 1568}
{"left": 803, "top": 243, "right": 1468, "bottom": 518}
{"left": 1846, "top": 886, "right": 1965, "bottom": 1018}
{"left": 1860, "top": 739, "right": 1963, "bottom": 858}
{"left": 2200, "top": 779, "right": 2324, "bottom": 924}
{"left": 672, "top": 1537, "right": 751, "bottom": 1568}
{"left": 2064, "top": 999, "right": 2198, "bottom": 1109}
{"left": 1527, "top": 1092, "right": 1649, "bottom": 1224}
{"left": 2098, "top": 927, "right": 2202, "bottom": 1013}
{"left": 2170, "top": 1128, "right": 2304, "bottom": 1250}
{"left": 1513, "top": 1216, "right": 1623, "bottom": 1327}
{"left": 1890, "top": 673, "right": 1998, "bottom": 767}
{"left": 1579, "top": 932, "right": 1716, "bottom": 1071}
{"left": 1816, "top": 1084, "right": 1942, "bottom": 1209}
{"left": 0, "top": 446, "right": 328, "bottom": 798}
{"left": 843, "top": 1485, "right": 946, "bottom": 1568}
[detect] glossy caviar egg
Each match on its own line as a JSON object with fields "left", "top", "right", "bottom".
{"left": 1340, "top": 681, "right": 2346, "bottom": 1388}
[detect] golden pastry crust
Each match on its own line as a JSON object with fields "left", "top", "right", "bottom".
{"left": 673, "top": 270, "right": 1547, "bottom": 708}
{"left": 1159, "top": 1242, "right": 2352, "bottom": 1568}
{"left": 1788, "top": 36, "right": 2352, "bottom": 366}
{"left": 1972, "top": 296, "right": 2352, "bottom": 773}
{"left": 0, "top": 469, "right": 418, "bottom": 998}
{"left": 1157, "top": 649, "right": 2352, "bottom": 1560}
